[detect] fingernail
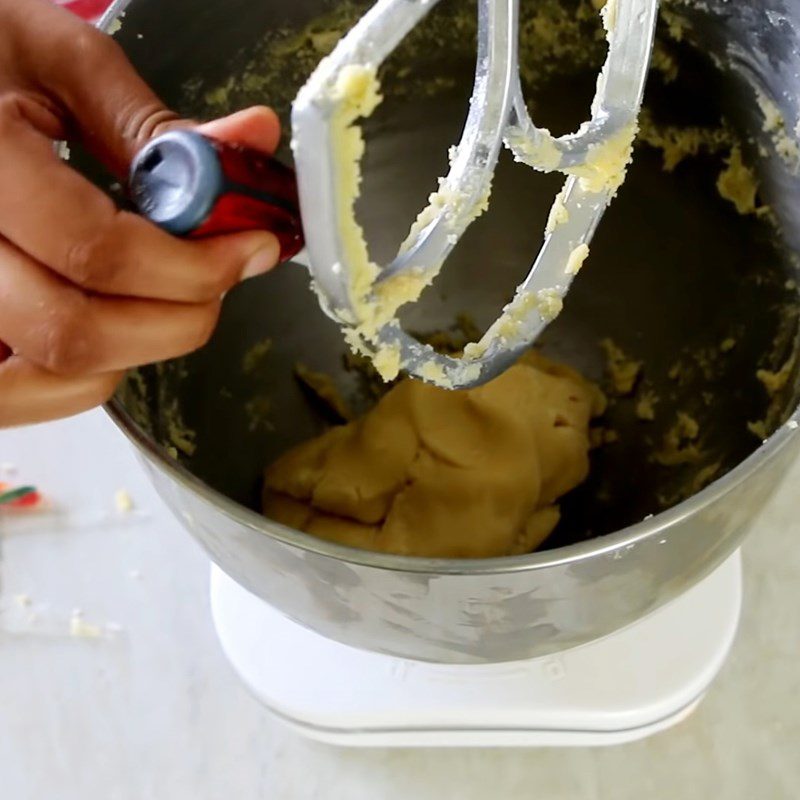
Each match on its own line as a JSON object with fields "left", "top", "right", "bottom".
{"left": 241, "top": 237, "right": 280, "bottom": 281}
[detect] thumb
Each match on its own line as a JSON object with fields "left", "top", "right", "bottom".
{"left": 198, "top": 106, "right": 282, "bottom": 156}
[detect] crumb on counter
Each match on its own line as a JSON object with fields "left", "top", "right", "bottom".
{"left": 114, "top": 489, "right": 134, "bottom": 514}
{"left": 69, "top": 609, "right": 103, "bottom": 639}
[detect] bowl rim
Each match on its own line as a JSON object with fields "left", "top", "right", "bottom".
{"left": 105, "top": 394, "right": 799, "bottom": 575}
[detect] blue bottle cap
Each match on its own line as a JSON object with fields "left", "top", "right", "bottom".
{"left": 129, "top": 129, "right": 224, "bottom": 235}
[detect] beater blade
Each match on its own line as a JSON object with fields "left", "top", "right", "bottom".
{"left": 291, "top": 0, "right": 659, "bottom": 388}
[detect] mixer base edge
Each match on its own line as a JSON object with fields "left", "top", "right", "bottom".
{"left": 210, "top": 551, "right": 742, "bottom": 747}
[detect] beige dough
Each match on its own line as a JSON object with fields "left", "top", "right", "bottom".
{"left": 263, "top": 353, "right": 604, "bottom": 558}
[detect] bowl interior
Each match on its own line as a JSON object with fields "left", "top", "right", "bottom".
{"left": 88, "top": 0, "right": 800, "bottom": 549}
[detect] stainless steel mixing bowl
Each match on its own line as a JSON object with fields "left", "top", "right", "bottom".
{"left": 93, "top": 0, "right": 800, "bottom": 662}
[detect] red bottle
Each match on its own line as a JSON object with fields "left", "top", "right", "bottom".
{"left": 129, "top": 130, "right": 304, "bottom": 262}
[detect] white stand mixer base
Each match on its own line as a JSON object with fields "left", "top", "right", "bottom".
{"left": 210, "top": 552, "right": 741, "bottom": 747}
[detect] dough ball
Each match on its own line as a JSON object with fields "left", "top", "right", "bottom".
{"left": 263, "top": 352, "right": 603, "bottom": 558}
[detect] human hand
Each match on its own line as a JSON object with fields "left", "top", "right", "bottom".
{"left": 0, "top": 0, "right": 282, "bottom": 427}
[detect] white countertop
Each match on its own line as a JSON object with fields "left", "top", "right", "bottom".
{"left": 1, "top": 410, "right": 799, "bottom": 799}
